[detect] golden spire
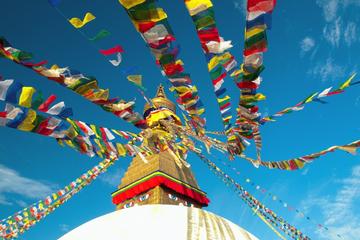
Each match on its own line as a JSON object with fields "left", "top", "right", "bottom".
{"left": 155, "top": 84, "right": 166, "bottom": 98}
{"left": 144, "top": 84, "right": 176, "bottom": 113}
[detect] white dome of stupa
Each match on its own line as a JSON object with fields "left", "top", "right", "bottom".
{"left": 58, "top": 204, "right": 258, "bottom": 240}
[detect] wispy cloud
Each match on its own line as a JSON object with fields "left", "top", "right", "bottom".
{"left": 0, "top": 164, "right": 56, "bottom": 205}
{"left": 344, "top": 22, "right": 358, "bottom": 46}
{"left": 233, "top": 0, "right": 246, "bottom": 15}
{"left": 59, "top": 224, "right": 70, "bottom": 233}
{"left": 323, "top": 17, "right": 342, "bottom": 47}
{"left": 99, "top": 167, "right": 124, "bottom": 187}
{"left": 300, "top": 37, "right": 316, "bottom": 55}
{"left": 317, "top": 0, "right": 359, "bottom": 47}
{"left": 300, "top": 165, "right": 360, "bottom": 240}
{"left": 308, "top": 56, "right": 346, "bottom": 82}
{"left": 317, "top": 0, "right": 340, "bottom": 22}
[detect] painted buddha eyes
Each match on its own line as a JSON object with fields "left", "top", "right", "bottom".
{"left": 139, "top": 194, "right": 150, "bottom": 202}
{"left": 168, "top": 193, "right": 178, "bottom": 201}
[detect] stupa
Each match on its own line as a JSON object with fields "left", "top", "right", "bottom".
{"left": 59, "top": 85, "right": 259, "bottom": 240}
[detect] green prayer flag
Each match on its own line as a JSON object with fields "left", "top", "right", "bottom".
{"left": 89, "top": 30, "right": 111, "bottom": 41}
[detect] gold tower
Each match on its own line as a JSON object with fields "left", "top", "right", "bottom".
{"left": 112, "top": 85, "right": 209, "bottom": 209}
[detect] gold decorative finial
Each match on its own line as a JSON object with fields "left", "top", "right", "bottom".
{"left": 155, "top": 84, "right": 167, "bottom": 99}
{"left": 144, "top": 84, "right": 176, "bottom": 113}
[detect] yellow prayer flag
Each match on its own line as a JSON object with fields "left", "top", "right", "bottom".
{"left": 294, "top": 159, "right": 305, "bottom": 169}
{"left": 304, "top": 92, "right": 318, "bottom": 103}
{"left": 127, "top": 75, "right": 143, "bottom": 87}
{"left": 338, "top": 146, "right": 357, "bottom": 155}
{"left": 245, "top": 26, "right": 266, "bottom": 39}
{"left": 222, "top": 115, "right": 232, "bottom": 122}
{"left": 217, "top": 95, "right": 230, "bottom": 103}
{"left": 19, "top": 86, "right": 36, "bottom": 108}
{"left": 17, "top": 109, "right": 37, "bottom": 131}
{"left": 116, "top": 143, "right": 127, "bottom": 156}
{"left": 175, "top": 59, "right": 184, "bottom": 66}
{"left": 208, "top": 56, "right": 220, "bottom": 71}
{"left": 339, "top": 73, "right": 356, "bottom": 90}
{"left": 255, "top": 93, "right": 266, "bottom": 101}
{"left": 69, "top": 12, "right": 96, "bottom": 29}
{"left": 119, "top": 0, "right": 146, "bottom": 9}
{"left": 230, "top": 68, "right": 243, "bottom": 77}
{"left": 218, "top": 52, "right": 232, "bottom": 63}
{"left": 185, "top": 0, "right": 213, "bottom": 16}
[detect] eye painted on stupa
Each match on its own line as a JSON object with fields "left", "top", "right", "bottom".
{"left": 123, "top": 202, "right": 134, "bottom": 209}
{"left": 138, "top": 194, "right": 150, "bottom": 202}
{"left": 168, "top": 193, "right": 178, "bottom": 201}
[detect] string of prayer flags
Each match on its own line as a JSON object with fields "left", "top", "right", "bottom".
{"left": 240, "top": 139, "right": 360, "bottom": 170}
{"left": 260, "top": 73, "right": 358, "bottom": 124}
{"left": 69, "top": 12, "right": 96, "bottom": 29}
{"left": 0, "top": 37, "right": 147, "bottom": 129}
{"left": 214, "top": 156, "right": 343, "bottom": 239}
{"left": 183, "top": 0, "right": 253, "bottom": 156}
{"left": 89, "top": 29, "right": 111, "bottom": 41}
{"left": 194, "top": 151, "right": 310, "bottom": 240}
{"left": 0, "top": 78, "right": 73, "bottom": 118}
{"left": 0, "top": 158, "right": 115, "bottom": 239}
{"left": 0, "top": 102, "right": 150, "bottom": 159}
{"left": 117, "top": 0, "right": 207, "bottom": 135}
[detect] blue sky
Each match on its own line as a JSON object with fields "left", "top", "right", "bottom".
{"left": 1, "top": 0, "right": 360, "bottom": 239}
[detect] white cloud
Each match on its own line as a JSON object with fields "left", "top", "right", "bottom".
{"left": 59, "top": 224, "right": 70, "bottom": 232}
{"left": 0, "top": 164, "right": 56, "bottom": 205}
{"left": 300, "top": 165, "right": 360, "bottom": 240}
{"left": 99, "top": 167, "right": 124, "bottom": 187}
{"left": 344, "top": 22, "right": 357, "bottom": 46}
{"left": 316, "top": 1, "right": 359, "bottom": 47}
{"left": 14, "top": 200, "right": 28, "bottom": 208}
{"left": 308, "top": 56, "right": 346, "bottom": 82}
{"left": 233, "top": 0, "right": 246, "bottom": 15}
{"left": 300, "top": 37, "right": 316, "bottom": 55}
{"left": 317, "top": 0, "right": 340, "bottom": 22}
{"left": 301, "top": 168, "right": 309, "bottom": 176}
{"left": 323, "top": 18, "right": 342, "bottom": 47}
{"left": 355, "top": 96, "right": 360, "bottom": 107}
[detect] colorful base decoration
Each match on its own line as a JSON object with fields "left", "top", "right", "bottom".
{"left": 112, "top": 171, "right": 209, "bottom": 206}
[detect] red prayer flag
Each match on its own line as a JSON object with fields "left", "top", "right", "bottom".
{"left": 99, "top": 45, "right": 124, "bottom": 56}
{"left": 163, "top": 63, "right": 184, "bottom": 76}
{"left": 244, "top": 41, "right": 268, "bottom": 56}
{"left": 198, "top": 28, "right": 221, "bottom": 44}
{"left": 138, "top": 21, "right": 156, "bottom": 33}
{"left": 247, "top": 0, "right": 276, "bottom": 13}
{"left": 38, "top": 95, "right": 57, "bottom": 112}
{"left": 237, "top": 81, "right": 258, "bottom": 89}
